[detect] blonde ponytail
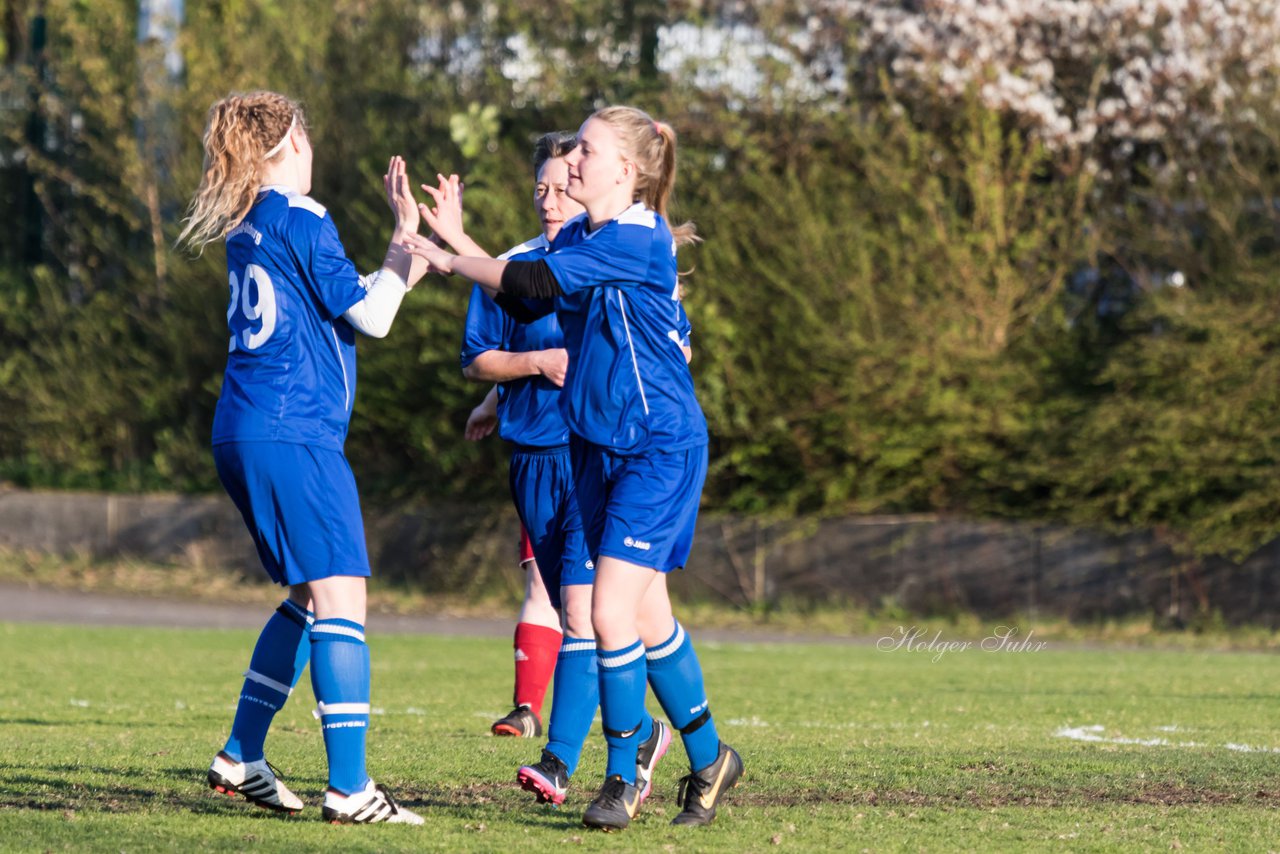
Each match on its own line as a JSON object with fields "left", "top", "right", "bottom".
{"left": 177, "top": 91, "right": 303, "bottom": 252}
{"left": 591, "top": 106, "right": 700, "bottom": 248}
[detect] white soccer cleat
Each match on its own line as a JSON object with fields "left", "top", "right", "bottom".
{"left": 322, "top": 779, "right": 424, "bottom": 825}
{"left": 207, "top": 751, "right": 304, "bottom": 813}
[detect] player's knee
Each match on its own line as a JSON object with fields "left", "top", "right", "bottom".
{"left": 591, "top": 601, "right": 636, "bottom": 644}
{"left": 562, "top": 603, "right": 594, "bottom": 638}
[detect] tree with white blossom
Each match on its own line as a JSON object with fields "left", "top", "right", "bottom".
{"left": 836, "top": 0, "right": 1280, "bottom": 182}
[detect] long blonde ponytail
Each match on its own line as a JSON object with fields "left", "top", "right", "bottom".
{"left": 177, "top": 91, "right": 303, "bottom": 252}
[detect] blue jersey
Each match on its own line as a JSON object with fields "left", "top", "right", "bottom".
{"left": 543, "top": 203, "right": 707, "bottom": 454}
{"left": 212, "top": 186, "right": 366, "bottom": 451}
{"left": 460, "top": 235, "right": 570, "bottom": 448}
{"left": 674, "top": 298, "right": 692, "bottom": 348}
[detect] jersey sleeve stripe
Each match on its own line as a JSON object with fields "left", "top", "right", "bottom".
{"left": 616, "top": 291, "right": 650, "bottom": 417}
{"left": 285, "top": 193, "right": 328, "bottom": 218}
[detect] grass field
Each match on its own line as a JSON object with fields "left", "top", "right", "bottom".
{"left": 4, "top": 621, "right": 1280, "bottom": 853}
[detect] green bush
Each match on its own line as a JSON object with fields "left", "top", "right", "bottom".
{"left": 2, "top": 2, "right": 1280, "bottom": 564}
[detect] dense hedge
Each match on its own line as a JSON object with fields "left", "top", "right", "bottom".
{"left": 1, "top": 1, "right": 1278, "bottom": 561}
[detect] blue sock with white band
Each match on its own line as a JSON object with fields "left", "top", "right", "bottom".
{"left": 223, "top": 599, "right": 313, "bottom": 763}
{"left": 310, "top": 618, "right": 371, "bottom": 795}
{"left": 544, "top": 635, "right": 599, "bottom": 776}
{"left": 645, "top": 620, "right": 720, "bottom": 771}
{"left": 597, "top": 639, "right": 652, "bottom": 782}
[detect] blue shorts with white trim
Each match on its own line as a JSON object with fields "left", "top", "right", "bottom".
{"left": 214, "top": 441, "right": 372, "bottom": 586}
{"left": 569, "top": 435, "right": 708, "bottom": 573}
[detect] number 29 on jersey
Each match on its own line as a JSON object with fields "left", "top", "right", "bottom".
{"left": 228, "top": 264, "right": 277, "bottom": 352}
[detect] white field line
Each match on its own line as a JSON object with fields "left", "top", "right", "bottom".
{"left": 1053, "top": 724, "right": 1280, "bottom": 753}
{"left": 1224, "top": 742, "right": 1280, "bottom": 754}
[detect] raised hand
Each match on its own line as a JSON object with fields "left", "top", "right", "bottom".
{"left": 383, "top": 156, "right": 420, "bottom": 235}
{"left": 419, "top": 172, "right": 464, "bottom": 248}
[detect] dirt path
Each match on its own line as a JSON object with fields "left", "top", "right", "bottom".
{"left": 0, "top": 582, "right": 513, "bottom": 636}
{"left": 0, "top": 582, "right": 860, "bottom": 644}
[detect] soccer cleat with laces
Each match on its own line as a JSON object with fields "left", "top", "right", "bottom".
{"left": 322, "top": 779, "right": 424, "bottom": 825}
{"left": 634, "top": 717, "right": 671, "bottom": 804}
{"left": 207, "top": 751, "right": 304, "bottom": 814}
{"left": 491, "top": 704, "right": 542, "bottom": 738}
{"left": 671, "top": 741, "right": 743, "bottom": 826}
{"left": 582, "top": 775, "right": 642, "bottom": 831}
{"left": 517, "top": 749, "right": 570, "bottom": 805}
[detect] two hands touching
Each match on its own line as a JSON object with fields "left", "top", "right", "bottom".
{"left": 384, "top": 158, "right": 566, "bottom": 449}
{"left": 380, "top": 155, "right": 468, "bottom": 278}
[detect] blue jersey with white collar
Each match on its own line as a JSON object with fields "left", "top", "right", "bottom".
{"left": 460, "top": 235, "right": 570, "bottom": 448}
{"left": 212, "top": 186, "right": 367, "bottom": 451}
{"left": 543, "top": 203, "right": 707, "bottom": 454}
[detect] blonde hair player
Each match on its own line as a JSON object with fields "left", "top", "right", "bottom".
{"left": 180, "top": 90, "right": 426, "bottom": 824}
{"left": 406, "top": 106, "right": 741, "bottom": 831}
{"left": 439, "top": 130, "right": 688, "bottom": 808}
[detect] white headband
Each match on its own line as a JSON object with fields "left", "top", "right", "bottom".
{"left": 263, "top": 114, "right": 297, "bottom": 160}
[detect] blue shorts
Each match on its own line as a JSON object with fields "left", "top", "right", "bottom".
{"left": 509, "top": 445, "right": 594, "bottom": 609}
{"left": 569, "top": 436, "right": 708, "bottom": 573}
{"left": 214, "top": 441, "right": 372, "bottom": 586}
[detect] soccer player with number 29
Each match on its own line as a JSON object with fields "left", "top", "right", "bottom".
{"left": 178, "top": 90, "right": 427, "bottom": 825}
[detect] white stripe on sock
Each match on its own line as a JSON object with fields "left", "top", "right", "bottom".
{"left": 313, "top": 701, "right": 371, "bottom": 719}
{"left": 599, "top": 644, "right": 645, "bottom": 669}
{"left": 313, "top": 623, "right": 365, "bottom": 642}
{"left": 646, "top": 623, "right": 686, "bottom": 661}
{"left": 244, "top": 669, "right": 293, "bottom": 696}
{"left": 562, "top": 639, "right": 597, "bottom": 654}
{"left": 281, "top": 600, "right": 315, "bottom": 626}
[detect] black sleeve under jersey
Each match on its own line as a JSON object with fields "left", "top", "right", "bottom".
{"left": 501, "top": 259, "right": 564, "bottom": 299}
{"left": 493, "top": 293, "right": 547, "bottom": 325}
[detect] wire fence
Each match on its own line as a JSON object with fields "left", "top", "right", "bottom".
{"left": 3, "top": 489, "right": 1275, "bottom": 625}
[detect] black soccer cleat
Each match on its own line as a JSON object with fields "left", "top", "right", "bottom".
{"left": 582, "top": 775, "right": 642, "bottom": 831}
{"left": 491, "top": 704, "right": 542, "bottom": 738}
{"left": 671, "top": 742, "right": 743, "bottom": 826}
{"left": 517, "top": 749, "right": 570, "bottom": 805}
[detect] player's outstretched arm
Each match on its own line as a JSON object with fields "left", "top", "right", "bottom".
{"left": 402, "top": 233, "right": 563, "bottom": 329}
{"left": 401, "top": 232, "right": 506, "bottom": 294}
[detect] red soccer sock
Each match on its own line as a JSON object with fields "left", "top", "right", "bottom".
{"left": 512, "top": 622, "right": 563, "bottom": 717}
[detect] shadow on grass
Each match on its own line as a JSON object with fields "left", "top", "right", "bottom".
{"left": 0, "top": 764, "right": 592, "bottom": 827}
{"left": 0, "top": 717, "right": 178, "bottom": 729}
{"left": 8, "top": 757, "right": 1280, "bottom": 817}
{"left": 721, "top": 785, "right": 1280, "bottom": 808}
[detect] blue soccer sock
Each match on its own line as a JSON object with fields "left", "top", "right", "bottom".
{"left": 223, "top": 599, "right": 313, "bottom": 763}
{"left": 597, "top": 640, "right": 652, "bottom": 783}
{"left": 544, "top": 636, "right": 599, "bottom": 777}
{"left": 310, "top": 618, "right": 371, "bottom": 795}
{"left": 645, "top": 621, "right": 721, "bottom": 771}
